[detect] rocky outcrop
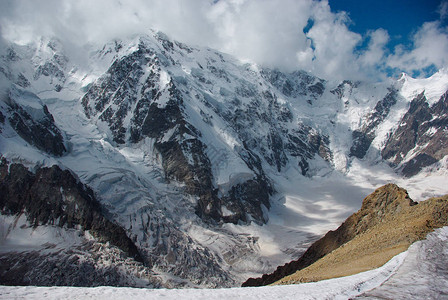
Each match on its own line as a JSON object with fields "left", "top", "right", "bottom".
{"left": 382, "top": 91, "right": 448, "bottom": 176}
{"left": 1, "top": 39, "right": 68, "bottom": 93}
{"left": 261, "top": 69, "right": 325, "bottom": 103}
{"left": 2, "top": 86, "right": 66, "bottom": 156}
{"left": 350, "top": 89, "right": 398, "bottom": 159}
{"left": 0, "top": 158, "right": 142, "bottom": 262}
{"left": 33, "top": 39, "right": 69, "bottom": 92}
{"left": 0, "top": 111, "right": 4, "bottom": 132}
{"left": 243, "top": 184, "right": 448, "bottom": 286}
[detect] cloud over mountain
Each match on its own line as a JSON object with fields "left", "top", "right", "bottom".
{"left": 0, "top": 0, "right": 447, "bottom": 80}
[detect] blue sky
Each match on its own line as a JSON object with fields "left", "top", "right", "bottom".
{"left": 330, "top": 0, "right": 446, "bottom": 48}
{"left": 329, "top": 0, "right": 447, "bottom": 77}
{"left": 1, "top": 0, "right": 447, "bottom": 80}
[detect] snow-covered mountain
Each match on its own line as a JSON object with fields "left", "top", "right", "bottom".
{"left": 1, "top": 31, "right": 447, "bottom": 287}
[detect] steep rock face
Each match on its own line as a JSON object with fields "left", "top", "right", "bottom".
{"left": 382, "top": 91, "right": 448, "bottom": 176}
{"left": 0, "top": 38, "right": 70, "bottom": 93}
{"left": 350, "top": 89, "right": 398, "bottom": 158}
{"left": 82, "top": 39, "right": 225, "bottom": 223}
{"left": 32, "top": 39, "right": 69, "bottom": 92}
{"left": 261, "top": 69, "right": 325, "bottom": 104}
{"left": 81, "top": 39, "right": 240, "bottom": 224}
{"left": 0, "top": 158, "right": 141, "bottom": 262}
{"left": 242, "top": 184, "right": 418, "bottom": 286}
{"left": 0, "top": 111, "right": 4, "bottom": 129}
{"left": 80, "top": 35, "right": 332, "bottom": 225}
{"left": 0, "top": 86, "right": 66, "bottom": 156}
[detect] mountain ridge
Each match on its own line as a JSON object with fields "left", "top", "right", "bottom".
{"left": 242, "top": 183, "right": 448, "bottom": 286}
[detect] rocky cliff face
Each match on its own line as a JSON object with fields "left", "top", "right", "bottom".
{"left": 79, "top": 34, "right": 334, "bottom": 225}
{"left": 382, "top": 91, "right": 448, "bottom": 176}
{"left": 350, "top": 88, "right": 398, "bottom": 159}
{"left": 0, "top": 158, "right": 173, "bottom": 287}
{"left": 80, "top": 37, "right": 270, "bottom": 224}
{"left": 0, "top": 158, "right": 141, "bottom": 262}
{"left": 0, "top": 86, "right": 66, "bottom": 156}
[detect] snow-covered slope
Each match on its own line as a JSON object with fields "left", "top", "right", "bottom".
{"left": 0, "top": 31, "right": 447, "bottom": 287}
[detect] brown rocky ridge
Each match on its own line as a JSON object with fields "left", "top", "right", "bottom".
{"left": 242, "top": 183, "right": 448, "bottom": 286}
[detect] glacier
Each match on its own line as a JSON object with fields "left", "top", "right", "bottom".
{"left": 1, "top": 227, "right": 447, "bottom": 299}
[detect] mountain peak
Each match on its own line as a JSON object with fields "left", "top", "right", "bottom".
{"left": 359, "top": 183, "right": 417, "bottom": 217}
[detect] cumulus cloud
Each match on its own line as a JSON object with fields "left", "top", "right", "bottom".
{"left": 305, "top": 1, "right": 363, "bottom": 78}
{"left": 0, "top": 0, "right": 215, "bottom": 46}
{"left": 387, "top": 21, "right": 448, "bottom": 76}
{"left": 360, "top": 29, "right": 389, "bottom": 67}
{"left": 0, "top": 0, "right": 447, "bottom": 80}
{"left": 207, "top": 0, "right": 313, "bottom": 70}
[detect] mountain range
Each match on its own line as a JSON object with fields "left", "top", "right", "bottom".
{"left": 0, "top": 31, "right": 447, "bottom": 287}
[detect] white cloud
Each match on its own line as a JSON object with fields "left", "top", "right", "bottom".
{"left": 305, "top": 1, "right": 363, "bottom": 79}
{"left": 360, "top": 29, "right": 389, "bottom": 67}
{"left": 0, "top": 0, "right": 447, "bottom": 80}
{"left": 0, "top": 0, "right": 216, "bottom": 46}
{"left": 387, "top": 21, "right": 448, "bottom": 76}
{"left": 206, "top": 0, "right": 313, "bottom": 71}
{"left": 438, "top": 1, "right": 448, "bottom": 20}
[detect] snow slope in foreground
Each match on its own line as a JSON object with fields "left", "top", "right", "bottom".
{"left": 1, "top": 227, "right": 446, "bottom": 300}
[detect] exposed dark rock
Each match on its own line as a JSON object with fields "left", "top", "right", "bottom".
{"left": 308, "top": 81, "right": 325, "bottom": 97}
{"left": 298, "top": 158, "right": 309, "bottom": 176}
{"left": 330, "top": 80, "right": 360, "bottom": 100}
{"left": 137, "top": 83, "right": 185, "bottom": 140}
{"left": 261, "top": 69, "right": 325, "bottom": 100}
{"left": 6, "top": 48, "right": 20, "bottom": 62}
{"left": 0, "top": 111, "right": 4, "bottom": 130}
{"left": 0, "top": 158, "right": 143, "bottom": 263}
{"left": 350, "top": 130, "right": 373, "bottom": 159}
{"left": 16, "top": 73, "right": 30, "bottom": 88}
{"left": 5, "top": 88, "right": 66, "bottom": 156}
{"left": 401, "top": 153, "right": 438, "bottom": 177}
{"left": 287, "top": 124, "right": 332, "bottom": 167}
{"left": 34, "top": 61, "right": 65, "bottom": 82}
{"left": 31, "top": 40, "right": 68, "bottom": 88}
{"left": 382, "top": 91, "right": 448, "bottom": 176}
{"left": 156, "top": 32, "right": 175, "bottom": 52}
{"left": 267, "top": 130, "right": 287, "bottom": 172}
{"left": 81, "top": 39, "right": 279, "bottom": 225}
{"left": 220, "top": 177, "right": 271, "bottom": 224}
{"left": 350, "top": 89, "right": 398, "bottom": 158}
{"left": 382, "top": 93, "right": 430, "bottom": 163}
{"left": 82, "top": 42, "right": 153, "bottom": 119}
